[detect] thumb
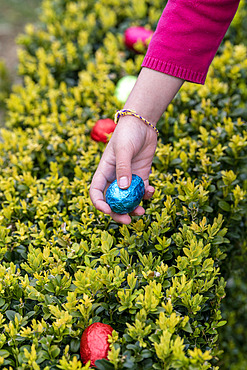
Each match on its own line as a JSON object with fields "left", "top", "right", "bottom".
{"left": 115, "top": 146, "right": 133, "bottom": 189}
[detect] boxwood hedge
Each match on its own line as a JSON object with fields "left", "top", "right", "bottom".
{"left": 0, "top": 0, "right": 246, "bottom": 369}
{"left": 0, "top": 60, "right": 11, "bottom": 109}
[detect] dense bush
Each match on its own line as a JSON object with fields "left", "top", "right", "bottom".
{"left": 0, "top": 60, "right": 11, "bottom": 109}
{"left": 0, "top": 0, "right": 246, "bottom": 369}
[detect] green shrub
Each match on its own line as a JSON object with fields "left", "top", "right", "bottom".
{"left": 0, "top": 60, "right": 11, "bottom": 108}
{"left": 0, "top": 0, "right": 246, "bottom": 369}
{"left": 16, "top": 0, "right": 163, "bottom": 86}
{"left": 226, "top": 0, "right": 247, "bottom": 45}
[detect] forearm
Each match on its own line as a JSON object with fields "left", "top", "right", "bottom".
{"left": 123, "top": 67, "right": 184, "bottom": 125}
{"left": 142, "top": 0, "right": 240, "bottom": 84}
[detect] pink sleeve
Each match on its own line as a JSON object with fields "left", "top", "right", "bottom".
{"left": 142, "top": 0, "right": 240, "bottom": 84}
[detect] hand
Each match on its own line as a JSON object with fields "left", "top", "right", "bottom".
{"left": 89, "top": 68, "right": 184, "bottom": 224}
{"left": 89, "top": 116, "right": 157, "bottom": 224}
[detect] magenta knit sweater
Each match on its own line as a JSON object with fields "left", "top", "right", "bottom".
{"left": 142, "top": 0, "right": 240, "bottom": 84}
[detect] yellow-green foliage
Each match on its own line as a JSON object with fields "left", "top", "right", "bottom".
{"left": 0, "top": 60, "right": 11, "bottom": 108}
{"left": 229, "top": 0, "right": 247, "bottom": 45}
{"left": 0, "top": 0, "right": 246, "bottom": 369}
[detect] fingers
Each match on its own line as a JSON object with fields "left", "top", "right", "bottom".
{"left": 90, "top": 165, "right": 155, "bottom": 222}
{"left": 89, "top": 168, "right": 112, "bottom": 214}
{"left": 91, "top": 186, "right": 154, "bottom": 224}
{"left": 89, "top": 133, "right": 155, "bottom": 223}
{"left": 130, "top": 205, "right": 145, "bottom": 216}
{"left": 115, "top": 144, "right": 134, "bottom": 189}
{"left": 90, "top": 188, "right": 112, "bottom": 214}
{"left": 109, "top": 212, "right": 132, "bottom": 224}
{"left": 110, "top": 205, "right": 145, "bottom": 225}
{"left": 143, "top": 184, "right": 155, "bottom": 200}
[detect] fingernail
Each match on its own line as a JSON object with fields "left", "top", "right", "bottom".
{"left": 119, "top": 176, "right": 129, "bottom": 188}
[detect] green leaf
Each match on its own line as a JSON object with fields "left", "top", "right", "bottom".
{"left": 70, "top": 339, "right": 80, "bottom": 353}
{"left": 50, "top": 345, "right": 60, "bottom": 358}
{"left": 36, "top": 350, "right": 50, "bottom": 363}
{"left": 208, "top": 185, "right": 216, "bottom": 192}
{"left": 182, "top": 321, "right": 193, "bottom": 333}
{"left": 6, "top": 310, "right": 19, "bottom": 322}
{"left": 202, "top": 205, "right": 213, "bottom": 213}
{"left": 0, "top": 349, "right": 10, "bottom": 358}
{"left": 141, "top": 349, "right": 152, "bottom": 359}
{"left": 218, "top": 200, "right": 231, "bottom": 212}
{"left": 216, "top": 320, "right": 227, "bottom": 327}
{"left": 94, "top": 359, "right": 115, "bottom": 370}
{"left": 56, "top": 236, "right": 68, "bottom": 247}
{"left": 26, "top": 311, "right": 36, "bottom": 319}
{"left": 170, "top": 158, "right": 182, "bottom": 166}
{"left": 162, "top": 280, "right": 171, "bottom": 289}
{"left": 142, "top": 359, "right": 154, "bottom": 369}
{"left": 167, "top": 266, "right": 176, "bottom": 278}
{"left": 231, "top": 213, "right": 242, "bottom": 221}
{"left": 44, "top": 282, "right": 55, "bottom": 293}
{"left": 153, "top": 363, "right": 163, "bottom": 369}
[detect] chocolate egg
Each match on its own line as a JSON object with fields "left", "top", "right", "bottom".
{"left": 106, "top": 174, "right": 145, "bottom": 214}
{"left": 124, "top": 26, "right": 154, "bottom": 52}
{"left": 114, "top": 75, "right": 137, "bottom": 103}
{"left": 80, "top": 322, "right": 113, "bottom": 367}
{"left": 91, "top": 118, "right": 116, "bottom": 143}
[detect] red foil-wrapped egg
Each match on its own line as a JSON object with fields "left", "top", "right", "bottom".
{"left": 80, "top": 322, "right": 114, "bottom": 367}
{"left": 91, "top": 118, "right": 116, "bottom": 143}
{"left": 124, "top": 26, "right": 154, "bottom": 52}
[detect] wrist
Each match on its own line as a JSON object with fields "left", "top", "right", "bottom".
{"left": 123, "top": 104, "right": 159, "bottom": 127}
{"left": 115, "top": 109, "right": 159, "bottom": 134}
{"left": 123, "top": 67, "right": 184, "bottom": 124}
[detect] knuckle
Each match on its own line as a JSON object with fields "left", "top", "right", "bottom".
{"left": 117, "top": 161, "right": 128, "bottom": 173}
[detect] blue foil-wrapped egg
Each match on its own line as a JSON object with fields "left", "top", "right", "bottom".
{"left": 106, "top": 174, "right": 145, "bottom": 214}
